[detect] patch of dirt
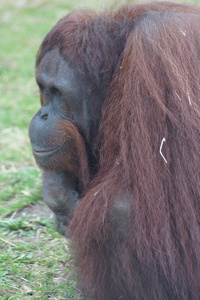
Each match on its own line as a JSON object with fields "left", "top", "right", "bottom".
{"left": 12, "top": 202, "right": 54, "bottom": 220}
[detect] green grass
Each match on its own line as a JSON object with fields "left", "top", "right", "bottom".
{"left": 0, "top": 216, "right": 82, "bottom": 299}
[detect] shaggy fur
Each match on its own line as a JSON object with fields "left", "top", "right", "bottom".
{"left": 37, "top": 2, "right": 200, "bottom": 299}
{"left": 55, "top": 120, "right": 90, "bottom": 191}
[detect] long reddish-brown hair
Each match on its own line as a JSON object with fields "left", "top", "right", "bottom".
{"left": 37, "top": 2, "right": 200, "bottom": 299}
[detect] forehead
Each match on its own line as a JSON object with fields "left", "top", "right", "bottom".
{"left": 36, "top": 48, "right": 82, "bottom": 88}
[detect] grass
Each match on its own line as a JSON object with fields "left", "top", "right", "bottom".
{"left": 1, "top": 0, "right": 200, "bottom": 299}
{"left": 0, "top": 216, "right": 78, "bottom": 299}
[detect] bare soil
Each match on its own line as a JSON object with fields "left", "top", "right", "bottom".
{"left": 11, "top": 201, "right": 53, "bottom": 220}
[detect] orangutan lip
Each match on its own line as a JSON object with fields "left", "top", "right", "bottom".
{"left": 32, "top": 146, "right": 60, "bottom": 156}
{"left": 31, "top": 139, "right": 67, "bottom": 157}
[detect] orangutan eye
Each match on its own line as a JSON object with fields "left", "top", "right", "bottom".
{"left": 51, "top": 86, "right": 62, "bottom": 97}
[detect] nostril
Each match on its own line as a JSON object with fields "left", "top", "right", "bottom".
{"left": 42, "top": 113, "right": 48, "bottom": 120}
{"left": 36, "top": 107, "right": 49, "bottom": 120}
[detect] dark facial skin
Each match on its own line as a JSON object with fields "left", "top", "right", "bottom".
{"left": 29, "top": 48, "right": 102, "bottom": 235}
